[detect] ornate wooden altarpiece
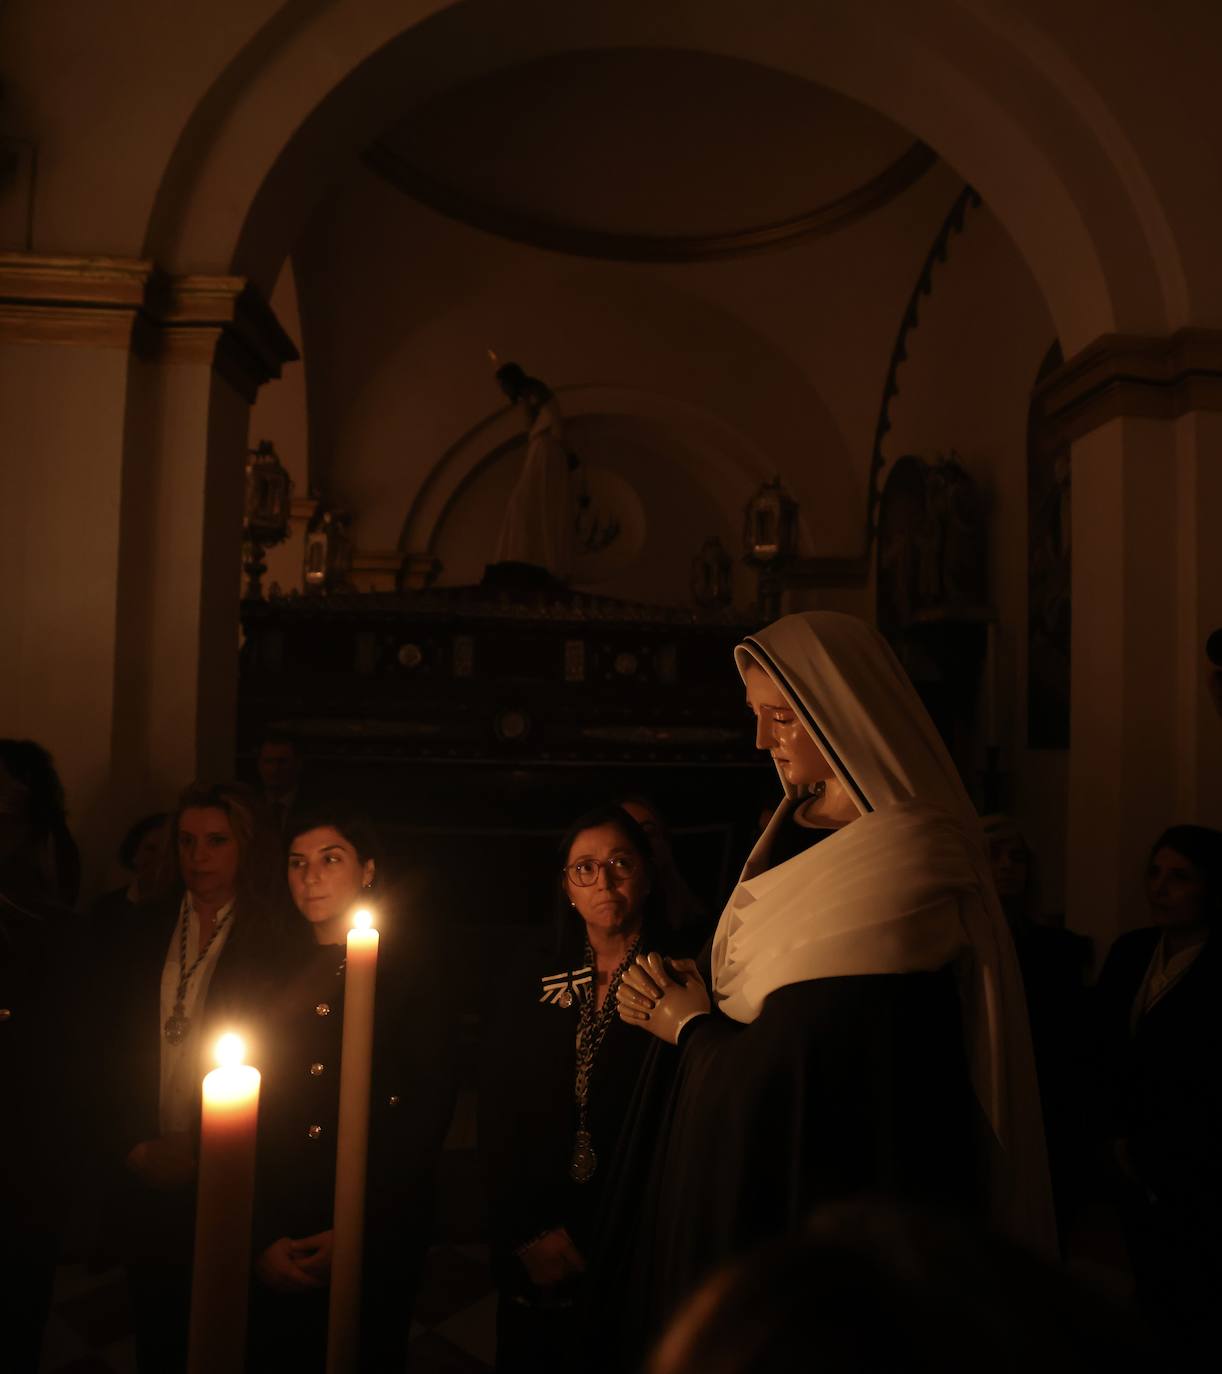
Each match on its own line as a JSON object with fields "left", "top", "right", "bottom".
{"left": 238, "top": 577, "right": 774, "bottom": 973}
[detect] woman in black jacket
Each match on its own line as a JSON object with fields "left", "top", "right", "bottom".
{"left": 246, "top": 800, "right": 455, "bottom": 1372}
{"left": 1094, "top": 823, "right": 1222, "bottom": 1350}
{"left": 479, "top": 803, "right": 698, "bottom": 1373}
{"left": 92, "top": 780, "right": 282, "bottom": 1374}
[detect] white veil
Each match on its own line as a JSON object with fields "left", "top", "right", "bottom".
{"left": 711, "top": 611, "right": 1056, "bottom": 1253}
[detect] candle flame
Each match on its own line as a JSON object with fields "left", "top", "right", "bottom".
{"left": 215, "top": 1032, "right": 245, "bottom": 1068}
{"left": 352, "top": 907, "right": 374, "bottom": 931}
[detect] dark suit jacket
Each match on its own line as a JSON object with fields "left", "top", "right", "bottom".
{"left": 89, "top": 898, "right": 267, "bottom": 1261}
{"left": 1094, "top": 927, "right": 1222, "bottom": 1208}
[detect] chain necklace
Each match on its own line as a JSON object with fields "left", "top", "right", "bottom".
{"left": 570, "top": 934, "right": 641, "bottom": 1184}
{"left": 163, "top": 903, "right": 233, "bottom": 1045}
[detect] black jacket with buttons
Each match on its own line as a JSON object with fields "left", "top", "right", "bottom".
{"left": 244, "top": 916, "right": 456, "bottom": 1262}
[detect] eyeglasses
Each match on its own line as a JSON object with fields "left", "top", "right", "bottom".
{"left": 564, "top": 855, "right": 639, "bottom": 887}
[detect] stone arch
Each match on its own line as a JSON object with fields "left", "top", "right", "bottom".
{"left": 139, "top": 0, "right": 1203, "bottom": 353}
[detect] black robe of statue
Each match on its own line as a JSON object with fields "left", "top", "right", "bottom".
{"left": 588, "top": 824, "right": 979, "bottom": 1371}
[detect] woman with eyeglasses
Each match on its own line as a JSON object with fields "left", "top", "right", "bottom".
{"left": 480, "top": 803, "right": 697, "bottom": 1372}
{"left": 244, "top": 800, "right": 456, "bottom": 1373}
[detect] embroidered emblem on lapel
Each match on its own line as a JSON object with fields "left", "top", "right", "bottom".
{"left": 540, "top": 965, "right": 592, "bottom": 1007}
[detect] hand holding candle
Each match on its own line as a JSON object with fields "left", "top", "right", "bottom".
{"left": 326, "top": 907, "right": 380, "bottom": 1374}
{"left": 187, "top": 1033, "right": 260, "bottom": 1374}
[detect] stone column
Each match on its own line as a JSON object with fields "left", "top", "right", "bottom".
{"left": 0, "top": 255, "right": 296, "bottom": 896}
{"left": 1038, "top": 331, "right": 1222, "bottom": 953}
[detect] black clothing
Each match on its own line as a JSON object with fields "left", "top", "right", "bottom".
{"left": 592, "top": 969, "right": 977, "bottom": 1365}
{"left": 0, "top": 864, "right": 82, "bottom": 1371}
{"left": 1010, "top": 920, "right": 1092, "bottom": 1236}
{"left": 245, "top": 923, "right": 456, "bottom": 1373}
{"left": 1093, "top": 927, "right": 1221, "bottom": 1345}
{"left": 480, "top": 923, "right": 697, "bottom": 1372}
{"left": 88, "top": 898, "right": 271, "bottom": 1374}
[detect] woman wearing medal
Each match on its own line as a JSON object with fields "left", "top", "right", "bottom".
{"left": 91, "top": 780, "right": 281, "bottom": 1374}
{"left": 480, "top": 803, "right": 696, "bottom": 1372}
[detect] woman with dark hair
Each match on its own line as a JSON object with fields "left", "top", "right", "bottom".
{"left": 480, "top": 803, "right": 697, "bottom": 1371}
{"left": 245, "top": 800, "right": 455, "bottom": 1372}
{"left": 93, "top": 780, "right": 283, "bottom": 1374}
{"left": 1, "top": 740, "right": 82, "bottom": 1367}
{"left": 0, "top": 737, "right": 81, "bottom": 908}
{"left": 1094, "top": 823, "right": 1222, "bottom": 1350}
{"left": 90, "top": 811, "right": 172, "bottom": 922}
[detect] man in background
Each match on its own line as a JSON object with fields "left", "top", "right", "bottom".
{"left": 256, "top": 734, "right": 304, "bottom": 833}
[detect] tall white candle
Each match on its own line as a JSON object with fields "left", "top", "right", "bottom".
{"left": 325, "top": 907, "right": 379, "bottom": 1374}
{"left": 187, "top": 1033, "right": 260, "bottom": 1374}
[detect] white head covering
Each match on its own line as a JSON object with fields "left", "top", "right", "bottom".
{"left": 711, "top": 611, "right": 1055, "bottom": 1252}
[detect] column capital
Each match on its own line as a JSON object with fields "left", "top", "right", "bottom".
{"left": 141, "top": 273, "right": 299, "bottom": 402}
{"left": 1034, "top": 327, "right": 1222, "bottom": 446}
{"left": 0, "top": 251, "right": 298, "bottom": 399}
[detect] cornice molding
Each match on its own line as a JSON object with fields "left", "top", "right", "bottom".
{"left": 0, "top": 253, "right": 298, "bottom": 399}
{"left": 0, "top": 252, "right": 154, "bottom": 348}
{"left": 366, "top": 139, "right": 938, "bottom": 264}
{"left": 143, "top": 274, "right": 300, "bottom": 403}
{"left": 1034, "top": 328, "right": 1222, "bottom": 444}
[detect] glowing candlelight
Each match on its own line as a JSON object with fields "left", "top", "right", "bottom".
{"left": 187, "top": 1034, "right": 260, "bottom": 1374}
{"left": 326, "top": 908, "right": 380, "bottom": 1373}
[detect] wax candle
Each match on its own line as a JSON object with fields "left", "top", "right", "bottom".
{"left": 326, "top": 907, "right": 379, "bottom": 1374}
{"left": 187, "top": 1033, "right": 260, "bottom": 1374}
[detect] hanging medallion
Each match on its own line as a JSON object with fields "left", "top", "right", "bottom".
{"left": 164, "top": 1011, "right": 191, "bottom": 1045}
{"left": 570, "top": 1130, "right": 597, "bottom": 1184}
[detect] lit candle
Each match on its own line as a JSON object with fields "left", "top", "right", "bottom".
{"left": 187, "top": 1033, "right": 260, "bottom": 1374}
{"left": 325, "top": 907, "right": 380, "bottom": 1374}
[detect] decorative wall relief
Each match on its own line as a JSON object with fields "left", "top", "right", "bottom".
{"left": 876, "top": 453, "right": 987, "bottom": 630}
{"left": 1027, "top": 341, "right": 1070, "bottom": 748}
{"left": 570, "top": 467, "right": 645, "bottom": 584}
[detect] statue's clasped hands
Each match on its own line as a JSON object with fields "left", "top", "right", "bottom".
{"left": 616, "top": 951, "right": 710, "bottom": 1044}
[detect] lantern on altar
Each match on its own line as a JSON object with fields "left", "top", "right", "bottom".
{"left": 743, "top": 476, "right": 798, "bottom": 618}
{"left": 303, "top": 499, "right": 354, "bottom": 595}
{"left": 242, "top": 439, "right": 293, "bottom": 600}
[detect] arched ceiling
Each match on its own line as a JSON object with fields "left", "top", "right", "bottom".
{"left": 368, "top": 47, "right": 933, "bottom": 261}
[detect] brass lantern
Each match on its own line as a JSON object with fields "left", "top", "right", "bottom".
{"left": 303, "top": 500, "right": 354, "bottom": 595}
{"left": 743, "top": 475, "right": 798, "bottom": 566}
{"left": 743, "top": 476, "right": 798, "bottom": 619}
{"left": 242, "top": 440, "right": 293, "bottom": 599}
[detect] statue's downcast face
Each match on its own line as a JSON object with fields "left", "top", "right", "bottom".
{"left": 742, "top": 661, "right": 834, "bottom": 790}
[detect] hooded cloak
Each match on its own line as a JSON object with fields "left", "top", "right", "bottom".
{"left": 719, "top": 612, "right": 1054, "bottom": 1251}
{"left": 585, "top": 614, "right": 1055, "bottom": 1371}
